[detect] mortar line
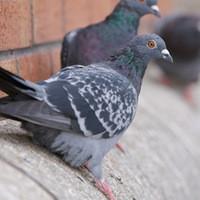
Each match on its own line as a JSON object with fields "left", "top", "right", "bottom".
{"left": 0, "top": 41, "right": 62, "bottom": 61}
{"left": 29, "top": 0, "right": 35, "bottom": 44}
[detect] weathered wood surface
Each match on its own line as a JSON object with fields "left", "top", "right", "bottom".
{"left": 0, "top": 67, "right": 200, "bottom": 200}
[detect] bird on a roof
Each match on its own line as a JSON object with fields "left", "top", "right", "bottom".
{"left": 0, "top": 34, "right": 172, "bottom": 200}
{"left": 61, "top": 0, "right": 160, "bottom": 67}
{"left": 155, "top": 14, "right": 200, "bottom": 104}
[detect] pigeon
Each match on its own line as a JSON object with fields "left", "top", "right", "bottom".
{"left": 0, "top": 34, "right": 172, "bottom": 200}
{"left": 61, "top": 0, "right": 160, "bottom": 67}
{"left": 155, "top": 14, "right": 200, "bottom": 103}
{"left": 61, "top": 0, "right": 160, "bottom": 153}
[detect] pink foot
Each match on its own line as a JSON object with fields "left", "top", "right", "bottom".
{"left": 159, "top": 75, "right": 172, "bottom": 87}
{"left": 115, "top": 143, "right": 125, "bottom": 154}
{"left": 95, "top": 179, "right": 116, "bottom": 200}
{"left": 182, "top": 86, "right": 196, "bottom": 107}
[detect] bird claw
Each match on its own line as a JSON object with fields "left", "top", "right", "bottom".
{"left": 182, "top": 86, "right": 196, "bottom": 107}
{"left": 115, "top": 143, "right": 125, "bottom": 154}
{"left": 95, "top": 179, "right": 116, "bottom": 200}
{"left": 159, "top": 75, "right": 172, "bottom": 87}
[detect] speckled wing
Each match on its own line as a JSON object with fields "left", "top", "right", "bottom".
{"left": 44, "top": 65, "right": 138, "bottom": 139}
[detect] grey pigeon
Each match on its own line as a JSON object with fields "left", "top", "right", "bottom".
{"left": 0, "top": 34, "right": 172, "bottom": 200}
{"left": 61, "top": 0, "right": 160, "bottom": 67}
{"left": 155, "top": 14, "right": 200, "bottom": 103}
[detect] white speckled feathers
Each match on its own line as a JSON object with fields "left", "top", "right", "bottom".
{"left": 44, "top": 65, "right": 138, "bottom": 139}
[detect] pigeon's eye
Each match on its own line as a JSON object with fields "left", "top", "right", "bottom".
{"left": 147, "top": 40, "right": 157, "bottom": 49}
{"left": 138, "top": 0, "right": 145, "bottom": 3}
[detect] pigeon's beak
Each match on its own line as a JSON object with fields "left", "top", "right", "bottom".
{"left": 161, "top": 49, "right": 173, "bottom": 63}
{"left": 150, "top": 5, "right": 161, "bottom": 17}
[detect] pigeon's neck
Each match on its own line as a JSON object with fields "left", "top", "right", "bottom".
{"left": 106, "top": 4, "right": 140, "bottom": 34}
{"left": 109, "top": 47, "right": 149, "bottom": 94}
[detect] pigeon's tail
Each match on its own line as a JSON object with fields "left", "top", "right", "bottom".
{"left": 0, "top": 66, "right": 45, "bottom": 101}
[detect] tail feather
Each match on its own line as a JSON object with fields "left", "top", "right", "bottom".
{"left": 0, "top": 66, "right": 45, "bottom": 100}
{"left": 0, "top": 67, "right": 72, "bottom": 133}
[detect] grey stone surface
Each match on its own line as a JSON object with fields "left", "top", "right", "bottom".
{"left": 0, "top": 159, "right": 53, "bottom": 200}
{"left": 0, "top": 69, "right": 200, "bottom": 200}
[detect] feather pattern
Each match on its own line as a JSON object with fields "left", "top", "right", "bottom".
{"left": 44, "top": 65, "right": 138, "bottom": 138}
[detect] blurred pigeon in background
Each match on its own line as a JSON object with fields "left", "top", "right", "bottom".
{"left": 61, "top": 0, "right": 160, "bottom": 67}
{"left": 0, "top": 34, "right": 172, "bottom": 200}
{"left": 155, "top": 14, "right": 200, "bottom": 104}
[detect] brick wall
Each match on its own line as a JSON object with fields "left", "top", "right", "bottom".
{"left": 0, "top": 0, "right": 118, "bottom": 83}
{"left": 0, "top": 0, "right": 176, "bottom": 89}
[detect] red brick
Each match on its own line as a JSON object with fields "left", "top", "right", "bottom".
{"left": 17, "top": 51, "right": 53, "bottom": 82}
{"left": 32, "top": 0, "right": 64, "bottom": 44}
{"left": 159, "top": 0, "right": 173, "bottom": 15}
{"left": 0, "top": 91, "right": 6, "bottom": 97}
{"left": 90, "top": 0, "right": 118, "bottom": 23}
{"left": 110, "top": 0, "right": 119, "bottom": 5}
{"left": 50, "top": 47, "right": 61, "bottom": 73}
{"left": 0, "top": 0, "right": 32, "bottom": 51}
{"left": 0, "top": 59, "right": 18, "bottom": 74}
{"left": 0, "top": 59, "right": 18, "bottom": 97}
{"left": 64, "top": 0, "right": 92, "bottom": 32}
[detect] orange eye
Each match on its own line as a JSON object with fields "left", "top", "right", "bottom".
{"left": 147, "top": 40, "right": 157, "bottom": 49}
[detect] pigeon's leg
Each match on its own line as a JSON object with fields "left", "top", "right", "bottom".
{"left": 115, "top": 143, "right": 125, "bottom": 154}
{"left": 85, "top": 162, "right": 116, "bottom": 200}
{"left": 182, "top": 85, "right": 196, "bottom": 106}
{"left": 159, "top": 75, "right": 172, "bottom": 87}
{"left": 95, "top": 179, "right": 116, "bottom": 200}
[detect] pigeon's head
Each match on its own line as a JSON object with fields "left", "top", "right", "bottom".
{"left": 121, "top": 0, "right": 160, "bottom": 17}
{"left": 132, "top": 34, "right": 173, "bottom": 63}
